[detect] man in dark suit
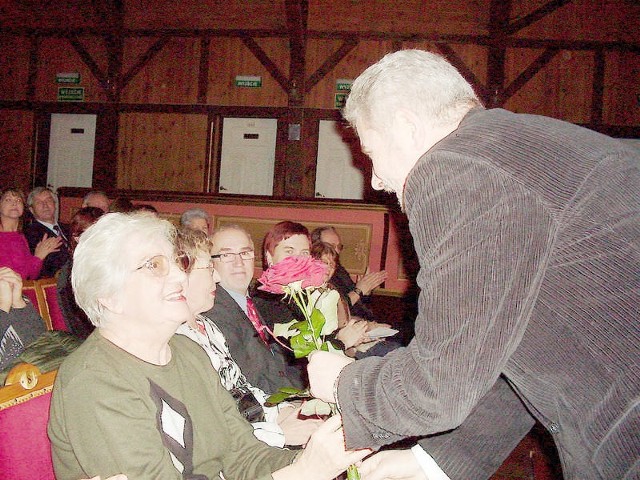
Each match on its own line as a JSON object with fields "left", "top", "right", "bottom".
{"left": 24, "top": 187, "right": 69, "bottom": 278}
{"left": 203, "top": 224, "right": 305, "bottom": 394}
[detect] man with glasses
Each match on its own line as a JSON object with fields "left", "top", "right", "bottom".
{"left": 205, "top": 225, "right": 305, "bottom": 394}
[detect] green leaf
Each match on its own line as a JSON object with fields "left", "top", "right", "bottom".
{"left": 272, "top": 319, "right": 299, "bottom": 339}
{"left": 300, "top": 398, "right": 334, "bottom": 416}
{"left": 291, "top": 334, "right": 317, "bottom": 358}
{"left": 309, "top": 308, "right": 326, "bottom": 337}
{"left": 265, "top": 387, "right": 310, "bottom": 406}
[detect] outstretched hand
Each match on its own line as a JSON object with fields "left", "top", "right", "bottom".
{"left": 359, "top": 450, "right": 427, "bottom": 480}
{"left": 356, "top": 268, "right": 388, "bottom": 296}
{"left": 34, "top": 233, "right": 62, "bottom": 260}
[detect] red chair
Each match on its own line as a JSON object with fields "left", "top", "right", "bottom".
{"left": 21, "top": 280, "right": 52, "bottom": 330}
{"left": 37, "top": 277, "right": 70, "bottom": 332}
{"left": 0, "top": 363, "right": 57, "bottom": 480}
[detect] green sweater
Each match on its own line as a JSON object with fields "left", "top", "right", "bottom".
{"left": 48, "top": 331, "right": 297, "bottom": 480}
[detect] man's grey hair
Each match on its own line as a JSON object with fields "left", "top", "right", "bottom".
{"left": 72, "top": 212, "right": 176, "bottom": 327}
{"left": 82, "top": 190, "right": 109, "bottom": 206}
{"left": 343, "top": 49, "right": 482, "bottom": 134}
{"left": 27, "top": 186, "right": 58, "bottom": 221}
{"left": 180, "top": 208, "right": 211, "bottom": 228}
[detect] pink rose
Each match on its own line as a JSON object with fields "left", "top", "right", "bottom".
{"left": 258, "top": 256, "right": 328, "bottom": 294}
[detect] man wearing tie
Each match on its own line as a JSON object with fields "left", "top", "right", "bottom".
{"left": 204, "top": 224, "right": 305, "bottom": 394}
{"left": 24, "top": 187, "right": 69, "bottom": 278}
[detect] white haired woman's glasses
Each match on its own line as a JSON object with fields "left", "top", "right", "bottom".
{"left": 135, "top": 254, "right": 191, "bottom": 277}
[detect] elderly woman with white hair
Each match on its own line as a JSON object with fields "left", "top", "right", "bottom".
{"left": 180, "top": 207, "right": 211, "bottom": 234}
{"left": 48, "top": 212, "right": 368, "bottom": 480}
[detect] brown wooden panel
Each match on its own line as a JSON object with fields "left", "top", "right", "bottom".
{"left": 304, "top": 40, "right": 395, "bottom": 109}
{"left": 120, "top": 37, "right": 200, "bottom": 104}
{"left": 117, "top": 112, "right": 208, "bottom": 191}
{"left": 603, "top": 50, "right": 640, "bottom": 126}
{"left": 514, "top": 0, "right": 640, "bottom": 42}
{"left": 35, "top": 37, "right": 108, "bottom": 103}
{"left": 124, "top": 0, "right": 287, "bottom": 30}
{"left": 207, "top": 37, "right": 289, "bottom": 107}
{"left": 0, "top": 110, "right": 34, "bottom": 193}
{"left": 503, "top": 48, "right": 593, "bottom": 123}
{"left": 308, "top": 0, "right": 490, "bottom": 35}
{"left": 0, "top": 35, "right": 30, "bottom": 101}
{"left": 0, "top": 0, "right": 101, "bottom": 29}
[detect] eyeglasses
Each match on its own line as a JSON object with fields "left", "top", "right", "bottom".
{"left": 135, "top": 255, "right": 171, "bottom": 277}
{"left": 211, "top": 251, "right": 255, "bottom": 263}
{"left": 192, "top": 259, "right": 215, "bottom": 271}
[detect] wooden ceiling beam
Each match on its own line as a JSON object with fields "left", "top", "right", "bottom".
{"left": 305, "top": 38, "right": 358, "bottom": 94}
{"left": 240, "top": 36, "right": 290, "bottom": 93}
{"left": 435, "top": 43, "right": 490, "bottom": 101}
{"left": 501, "top": 48, "right": 560, "bottom": 102}
{"left": 120, "top": 35, "right": 171, "bottom": 91}
{"left": 285, "top": 0, "right": 309, "bottom": 105}
{"left": 505, "top": 0, "right": 574, "bottom": 35}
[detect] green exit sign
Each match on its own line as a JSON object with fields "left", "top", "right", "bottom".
{"left": 58, "top": 87, "right": 85, "bottom": 102}
{"left": 336, "top": 79, "right": 353, "bottom": 91}
{"left": 235, "top": 75, "right": 262, "bottom": 88}
{"left": 56, "top": 72, "right": 81, "bottom": 84}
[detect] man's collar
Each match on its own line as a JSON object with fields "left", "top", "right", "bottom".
{"left": 36, "top": 219, "right": 57, "bottom": 231}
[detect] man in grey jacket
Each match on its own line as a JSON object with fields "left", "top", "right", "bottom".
{"left": 308, "top": 50, "right": 639, "bottom": 480}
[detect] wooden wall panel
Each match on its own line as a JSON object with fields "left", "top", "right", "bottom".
{"left": 121, "top": 37, "right": 200, "bottom": 104}
{"left": 0, "top": 1, "right": 101, "bottom": 29}
{"left": 207, "top": 37, "right": 289, "bottom": 107}
{"left": 503, "top": 49, "right": 593, "bottom": 124}
{"left": 603, "top": 51, "right": 640, "bottom": 126}
{"left": 514, "top": 0, "right": 640, "bottom": 42}
{"left": 35, "top": 37, "right": 108, "bottom": 103}
{"left": 0, "top": 110, "right": 34, "bottom": 193}
{"left": 117, "top": 113, "right": 208, "bottom": 191}
{"left": 0, "top": 35, "right": 30, "bottom": 101}
{"left": 308, "top": 0, "right": 490, "bottom": 35}
{"left": 125, "top": 0, "right": 286, "bottom": 30}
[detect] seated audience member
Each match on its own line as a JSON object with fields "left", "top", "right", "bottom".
{"left": 0, "top": 266, "right": 46, "bottom": 370}
{"left": 311, "top": 225, "right": 387, "bottom": 321}
{"left": 257, "top": 221, "right": 375, "bottom": 357}
{"left": 22, "top": 187, "right": 69, "bottom": 278}
{"left": 108, "top": 196, "right": 135, "bottom": 213}
{"left": 56, "top": 206, "right": 104, "bottom": 339}
{"left": 175, "top": 228, "right": 322, "bottom": 447}
{"left": 135, "top": 203, "right": 159, "bottom": 214}
{"left": 311, "top": 241, "right": 402, "bottom": 358}
{"left": 81, "top": 190, "right": 110, "bottom": 213}
{"left": 0, "top": 187, "right": 60, "bottom": 279}
{"left": 48, "top": 212, "right": 367, "bottom": 480}
{"left": 206, "top": 224, "right": 306, "bottom": 393}
{"left": 180, "top": 207, "right": 211, "bottom": 234}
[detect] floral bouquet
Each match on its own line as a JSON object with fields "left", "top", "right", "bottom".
{"left": 257, "top": 255, "right": 360, "bottom": 480}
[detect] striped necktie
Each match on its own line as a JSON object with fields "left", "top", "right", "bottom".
{"left": 245, "top": 297, "right": 269, "bottom": 345}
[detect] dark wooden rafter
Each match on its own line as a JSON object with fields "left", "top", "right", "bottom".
{"left": 501, "top": 47, "right": 560, "bottom": 102}
{"left": 435, "top": 43, "right": 490, "bottom": 101}
{"left": 240, "top": 36, "right": 290, "bottom": 92}
{"left": 486, "top": 0, "right": 512, "bottom": 106}
{"left": 67, "top": 35, "right": 111, "bottom": 98}
{"left": 26, "top": 34, "right": 39, "bottom": 100}
{"left": 591, "top": 48, "right": 606, "bottom": 125}
{"left": 119, "top": 35, "right": 171, "bottom": 90}
{"left": 505, "top": 0, "right": 573, "bottom": 35}
{"left": 197, "top": 36, "right": 211, "bottom": 104}
{"left": 305, "top": 38, "right": 358, "bottom": 93}
{"left": 285, "top": 0, "right": 308, "bottom": 105}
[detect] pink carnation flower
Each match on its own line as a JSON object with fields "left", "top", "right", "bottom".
{"left": 258, "top": 256, "right": 328, "bottom": 294}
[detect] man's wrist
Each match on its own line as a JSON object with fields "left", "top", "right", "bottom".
{"left": 352, "top": 287, "right": 363, "bottom": 297}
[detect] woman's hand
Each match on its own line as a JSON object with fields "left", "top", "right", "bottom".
{"left": 273, "top": 414, "right": 371, "bottom": 480}
{"left": 34, "top": 233, "right": 62, "bottom": 260}
{"left": 277, "top": 403, "right": 325, "bottom": 446}
{"left": 355, "top": 268, "right": 388, "bottom": 296}
{"left": 336, "top": 318, "right": 369, "bottom": 349}
{"left": 0, "top": 267, "right": 26, "bottom": 311}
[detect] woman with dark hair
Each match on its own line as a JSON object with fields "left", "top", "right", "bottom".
{"left": 56, "top": 206, "right": 104, "bottom": 339}
{"left": 262, "top": 220, "right": 311, "bottom": 270}
{"left": 0, "top": 187, "right": 61, "bottom": 279}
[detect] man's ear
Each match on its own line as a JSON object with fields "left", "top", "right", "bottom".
{"left": 393, "top": 108, "right": 426, "bottom": 151}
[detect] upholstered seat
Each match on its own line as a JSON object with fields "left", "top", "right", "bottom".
{"left": 0, "top": 363, "right": 57, "bottom": 480}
